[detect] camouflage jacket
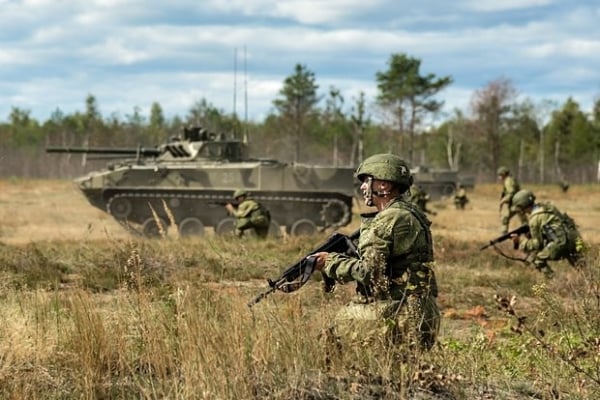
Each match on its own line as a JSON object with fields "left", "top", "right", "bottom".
{"left": 323, "top": 198, "right": 437, "bottom": 301}
{"left": 500, "top": 176, "right": 520, "bottom": 206}
{"left": 231, "top": 199, "right": 264, "bottom": 219}
{"left": 454, "top": 188, "right": 467, "bottom": 200}
{"left": 519, "top": 202, "right": 579, "bottom": 252}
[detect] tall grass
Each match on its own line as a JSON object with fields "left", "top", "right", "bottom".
{"left": 1, "top": 181, "right": 600, "bottom": 398}
{"left": 0, "top": 234, "right": 598, "bottom": 399}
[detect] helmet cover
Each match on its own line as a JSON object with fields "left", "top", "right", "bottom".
{"left": 355, "top": 153, "right": 413, "bottom": 186}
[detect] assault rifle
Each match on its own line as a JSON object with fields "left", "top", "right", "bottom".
{"left": 480, "top": 224, "right": 530, "bottom": 250}
{"left": 248, "top": 229, "right": 360, "bottom": 307}
{"left": 208, "top": 200, "right": 237, "bottom": 207}
{"left": 208, "top": 200, "right": 235, "bottom": 206}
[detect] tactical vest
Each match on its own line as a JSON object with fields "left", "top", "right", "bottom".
{"left": 535, "top": 202, "right": 579, "bottom": 245}
{"left": 358, "top": 199, "right": 436, "bottom": 299}
{"left": 250, "top": 202, "right": 271, "bottom": 228}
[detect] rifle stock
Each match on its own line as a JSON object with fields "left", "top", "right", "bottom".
{"left": 248, "top": 229, "right": 359, "bottom": 307}
{"left": 480, "top": 224, "right": 530, "bottom": 250}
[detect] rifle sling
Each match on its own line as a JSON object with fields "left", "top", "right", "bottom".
{"left": 491, "top": 244, "right": 529, "bottom": 264}
{"left": 276, "top": 256, "right": 317, "bottom": 293}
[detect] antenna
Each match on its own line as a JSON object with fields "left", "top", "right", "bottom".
{"left": 233, "top": 47, "right": 238, "bottom": 123}
{"left": 243, "top": 45, "right": 249, "bottom": 143}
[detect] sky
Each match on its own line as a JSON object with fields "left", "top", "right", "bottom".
{"left": 1, "top": 0, "right": 599, "bottom": 124}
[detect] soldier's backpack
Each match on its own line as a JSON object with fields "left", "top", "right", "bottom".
{"left": 251, "top": 203, "right": 271, "bottom": 228}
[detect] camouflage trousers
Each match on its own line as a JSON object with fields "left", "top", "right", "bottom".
{"left": 329, "top": 294, "right": 440, "bottom": 353}
{"left": 235, "top": 217, "right": 269, "bottom": 238}
{"left": 532, "top": 236, "right": 586, "bottom": 272}
{"left": 501, "top": 206, "right": 527, "bottom": 234}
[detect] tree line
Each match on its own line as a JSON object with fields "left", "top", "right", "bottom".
{"left": 1, "top": 52, "right": 599, "bottom": 184}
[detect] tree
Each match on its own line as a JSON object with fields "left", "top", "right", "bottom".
{"left": 5, "top": 107, "right": 42, "bottom": 176}
{"left": 272, "top": 63, "right": 320, "bottom": 163}
{"left": 84, "top": 94, "right": 102, "bottom": 134}
{"left": 443, "top": 109, "right": 468, "bottom": 171}
{"left": 505, "top": 100, "right": 541, "bottom": 182}
{"left": 470, "top": 77, "right": 517, "bottom": 177}
{"left": 349, "top": 91, "right": 370, "bottom": 166}
{"left": 593, "top": 98, "right": 600, "bottom": 181}
{"left": 546, "top": 98, "right": 595, "bottom": 182}
{"left": 375, "top": 53, "right": 452, "bottom": 165}
{"left": 149, "top": 102, "right": 167, "bottom": 143}
{"left": 525, "top": 99, "right": 558, "bottom": 183}
{"left": 322, "top": 86, "right": 348, "bottom": 165}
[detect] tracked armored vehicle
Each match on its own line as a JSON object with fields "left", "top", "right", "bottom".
{"left": 47, "top": 127, "right": 354, "bottom": 237}
{"left": 410, "top": 166, "right": 462, "bottom": 200}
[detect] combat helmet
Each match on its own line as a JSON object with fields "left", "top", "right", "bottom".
{"left": 497, "top": 166, "right": 510, "bottom": 176}
{"left": 233, "top": 189, "right": 248, "bottom": 199}
{"left": 355, "top": 153, "right": 413, "bottom": 187}
{"left": 512, "top": 189, "right": 536, "bottom": 210}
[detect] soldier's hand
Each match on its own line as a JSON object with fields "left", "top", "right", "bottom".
{"left": 311, "top": 252, "right": 328, "bottom": 271}
{"left": 510, "top": 234, "right": 520, "bottom": 249}
{"left": 224, "top": 203, "right": 234, "bottom": 213}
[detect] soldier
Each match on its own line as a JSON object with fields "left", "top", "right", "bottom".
{"left": 224, "top": 189, "right": 271, "bottom": 239}
{"left": 558, "top": 180, "right": 570, "bottom": 193}
{"left": 511, "top": 189, "right": 585, "bottom": 277}
{"left": 410, "top": 183, "right": 437, "bottom": 216}
{"left": 312, "top": 154, "right": 439, "bottom": 351}
{"left": 453, "top": 183, "right": 469, "bottom": 210}
{"left": 497, "top": 166, "right": 525, "bottom": 234}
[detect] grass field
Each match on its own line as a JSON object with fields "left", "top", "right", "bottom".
{"left": 0, "top": 179, "right": 599, "bottom": 399}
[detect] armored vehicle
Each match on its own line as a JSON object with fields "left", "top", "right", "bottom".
{"left": 47, "top": 127, "right": 354, "bottom": 237}
{"left": 410, "top": 166, "right": 462, "bottom": 200}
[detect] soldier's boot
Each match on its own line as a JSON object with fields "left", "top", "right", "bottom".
{"left": 534, "top": 260, "right": 554, "bottom": 279}
{"left": 568, "top": 253, "right": 585, "bottom": 269}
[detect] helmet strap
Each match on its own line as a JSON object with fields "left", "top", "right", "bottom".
{"left": 373, "top": 187, "right": 391, "bottom": 197}
{"left": 364, "top": 176, "right": 374, "bottom": 207}
{"left": 368, "top": 178, "right": 396, "bottom": 208}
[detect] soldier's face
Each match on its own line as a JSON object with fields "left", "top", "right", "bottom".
{"left": 359, "top": 179, "right": 369, "bottom": 194}
{"left": 360, "top": 177, "right": 374, "bottom": 206}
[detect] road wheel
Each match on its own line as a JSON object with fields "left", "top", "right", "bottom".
{"left": 108, "top": 196, "right": 133, "bottom": 219}
{"left": 290, "top": 219, "right": 317, "bottom": 236}
{"left": 178, "top": 217, "right": 205, "bottom": 237}
{"left": 443, "top": 184, "right": 456, "bottom": 196}
{"left": 320, "top": 199, "right": 351, "bottom": 227}
{"left": 215, "top": 218, "right": 236, "bottom": 236}
{"left": 142, "top": 217, "right": 167, "bottom": 238}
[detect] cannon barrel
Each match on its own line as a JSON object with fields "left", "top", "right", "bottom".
{"left": 46, "top": 146, "right": 161, "bottom": 157}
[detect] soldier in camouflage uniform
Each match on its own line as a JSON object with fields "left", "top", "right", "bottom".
{"left": 225, "top": 189, "right": 271, "bottom": 238}
{"left": 511, "top": 189, "right": 585, "bottom": 277}
{"left": 497, "top": 166, "right": 526, "bottom": 234}
{"left": 312, "top": 154, "right": 439, "bottom": 351}
{"left": 409, "top": 183, "right": 437, "bottom": 216}
{"left": 453, "top": 184, "right": 469, "bottom": 210}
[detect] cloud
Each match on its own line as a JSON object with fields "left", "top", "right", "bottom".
{"left": 0, "top": 0, "right": 598, "bottom": 122}
{"left": 461, "top": 0, "right": 556, "bottom": 12}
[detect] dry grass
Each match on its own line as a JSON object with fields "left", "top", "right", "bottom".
{"left": 0, "top": 179, "right": 599, "bottom": 399}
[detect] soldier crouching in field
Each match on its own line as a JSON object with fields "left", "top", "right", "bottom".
{"left": 312, "top": 154, "right": 439, "bottom": 353}
{"left": 510, "top": 189, "right": 585, "bottom": 277}
{"left": 225, "top": 189, "right": 271, "bottom": 239}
